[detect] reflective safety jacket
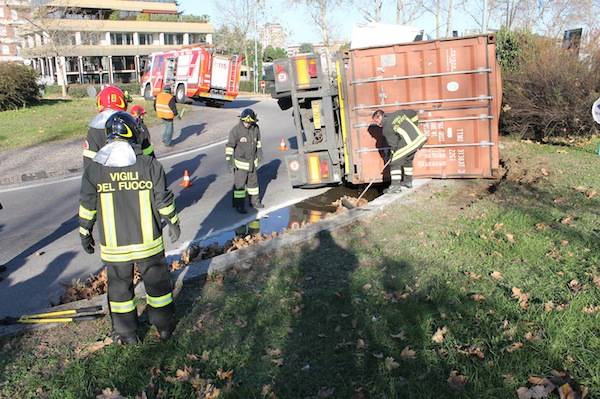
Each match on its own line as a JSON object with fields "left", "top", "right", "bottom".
{"left": 382, "top": 110, "right": 427, "bottom": 162}
{"left": 83, "top": 110, "right": 154, "bottom": 168}
{"left": 154, "top": 92, "right": 177, "bottom": 120}
{"left": 79, "top": 145, "right": 178, "bottom": 263}
{"left": 225, "top": 122, "right": 262, "bottom": 172}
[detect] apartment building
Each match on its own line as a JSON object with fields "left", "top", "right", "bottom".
{"left": 22, "top": 0, "right": 214, "bottom": 85}
{"left": 0, "top": 0, "right": 31, "bottom": 62}
{"left": 260, "top": 22, "right": 285, "bottom": 50}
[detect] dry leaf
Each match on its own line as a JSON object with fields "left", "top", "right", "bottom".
{"left": 494, "top": 222, "right": 505, "bottom": 231}
{"left": 385, "top": 356, "right": 400, "bottom": 370}
{"left": 174, "top": 367, "right": 193, "bottom": 382}
{"left": 561, "top": 216, "right": 573, "bottom": 225}
{"left": 471, "top": 294, "right": 486, "bottom": 302}
{"left": 541, "top": 168, "right": 549, "bottom": 176}
{"left": 201, "top": 350, "right": 210, "bottom": 362}
{"left": 517, "top": 387, "right": 532, "bottom": 399}
{"left": 261, "top": 385, "right": 273, "bottom": 396}
{"left": 464, "top": 271, "right": 481, "bottom": 280}
{"left": 535, "top": 223, "right": 549, "bottom": 231}
{"left": 558, "top": 383, "right": 577, "bottom": 399}
{"left": 204, "top": 385, "right": 221, "bottom": 399}
{"left": 266, "top": 347, "right": 282, "bottom": 357}
{"left": 216, "top": 368, "right": 233, "bottom": 380}
{"left": 186, "top": 353, "right": 199, "bottom": 361}
{"left": 432, "top": 326, "right": 448, "bottom": 344}
{"left": 362, "top": 283, "right": 372, "bottom": 291}
{"left": 235, "top": 318, "right": 248, "bottom": 328}
{"left": 582, "top": 305, "right": 600, "bottom": 314}
{"left": 506, "top": 233, "right": 515, "bottom": 243}
{"left": 400, "top": 346, "right": 416, "bottom": 360}
{"left": 390, "top": 331, "right": 406, "bottom": 340}
{"left": 490, "top": 271, "right": 503, "bottom": 281}
{"left": 512, "top": 287, "right": 530, "bottom": 309}
{"left": 356, "top": 339, "right": 366, "bottom": 350}
{"left": 586, "top": 190, "right": 597, "bottom": 199}
{"left": 568, "top": 280, "right": 583, "bottom": 293}
{"left": 573, "top": 186, "right": 587, "bottom": 193}
{"left": 506, "top": 342, "right": 524, "bottom": 353}
{"left": 317, "top": 387, "right": 336, "bottom": 398}
{"left": 271, "top": 358, "right": 284, "bottom": 367}
{"left": 528, "top": 376, "right": 551, "bottom": 385}
{"left": 457, "top": 344, "right": 485, "bottom": 359}
{"left": 503, "top": 374, "right": 515, "bottom": 384}
{"left": 78, "top": 337, "right": 113, "bottom": 357}
{"left": 544, "top": 302, "right": 555, "bottom": 312}
{"left": 96, "top": 388, "right": 125, "bottom": 399}
{"left": 591, "top": 274, "right": 600, "bottom": 289}
{"left": 524, "top": 331, "right": 543, "bottom": 342}
{"left": 447, "top": 370, "right": 467, "bottom": 390}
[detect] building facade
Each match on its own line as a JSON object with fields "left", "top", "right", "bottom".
{"left": 0, "top": 0, "right": 31, "bottom": 62}
{"left": 22, "top": 0, "right": 214, "bottom": 85}
{"left": 260, "top": 22, "right": 285, "bottom": 50}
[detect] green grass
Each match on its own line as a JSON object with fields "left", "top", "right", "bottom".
{"left": 0, "top": 97, "right": 191, "bottom": 152}
{"left": 0, "top": 138, "right": 599, "bottom": 398}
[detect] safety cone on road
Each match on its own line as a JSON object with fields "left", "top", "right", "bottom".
{"left": 180, "top": 169, "right": 192, "bottom": 188}
{"left": 279, "top": 137, "right": 288, "bottom": 151}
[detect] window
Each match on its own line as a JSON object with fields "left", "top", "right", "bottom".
{"left": 189, "top": 33, "right": 206, "bottom": 44}
{"left": 139, "top": 33, "right": 154, "bottom": 45}
{"left": 164, "top": 33, "right": 183, "bottom": 45}
{"left": 110, "top": 32, "right": 133, "bottom": 45}
{"left": 2, "top": 45, "right": 10, "bottom": 55}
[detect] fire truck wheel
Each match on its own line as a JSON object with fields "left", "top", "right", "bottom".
{"left": 176, "top": 84, "right": 187, "bottom": 103}
{"left": 144, "top": 84, "right": 153, "bottom": 100}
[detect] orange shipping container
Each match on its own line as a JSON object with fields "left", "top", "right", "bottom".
{"left": 341, "top": 34, "right": 502, "bottom": 181}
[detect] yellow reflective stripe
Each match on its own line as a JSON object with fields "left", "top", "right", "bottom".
{"left": 395, "top": 127, "right": 413, "bottom": 146}
{"left": 100, "top": 193, "right": 117, "bottom": 247}
{"left": 101, "top": 236, "right": 163, "bottom": 255}
{"left": 79, "top": 227, "right": 90, "bottom": 236}
{"left": 256, "top": 141, "right": 262, "bottom": 148}
{"left": 404, "top": 167, "right": 413, "bottom": 176}
{"left": 79, "top": 205, "right": 97, "bottom": 220}
{"left": 234, "top": 159, "right": 250, "bottom": 170}
{"left": 143, "top": 145, "right": 154, "bottom": 155}
{"left": 158, "top": 203, "right": 176, "bottom": 216}
{"left": 147, "top": 292, "right": 173, "bottom": 308}
{"left": 100, "top": 241, "right": 164, "bottom": 263}
{"left": 392, "top": 135, "right": 427, "bottom": 161}
{"left": 254, "top": 158, "right": 259, "bottom": 167}
{"left": 109, "top": 299, "right": 136, "bottom": 314}
{"left": 247, "top": 187, "right": 259, "bottom": 195}
{"left": 225, "top": 147, "right": 234, "bottom": 155}
{"left": 83, "top": 149, "right": 97, "bottom": 159}
{"left": 170, "top": 214, "right": 179, "bottom": 224}
{"left": 234, "top": 190, "right": 246, "bottom": 198}
{"left": 139, "top": 190, "right": 153, "bottom": 244}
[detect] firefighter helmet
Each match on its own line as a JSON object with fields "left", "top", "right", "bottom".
{"left": 240, "top": 108, "right": 257, "bottom": 123}
{"left": 97, "top": 85, "right": 127, "bottom": 112}
{"left": 105, "top": 111, "right": 139, "bottom": 143}
{"left": 130, "top": 105, "right": 146, "bottom": 118}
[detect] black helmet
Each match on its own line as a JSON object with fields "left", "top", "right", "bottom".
{"left": 105, "top": 111, "right": 140, "bottom": 143}
{"left": 240, "top": 108, "right": 257, "bottom": 123}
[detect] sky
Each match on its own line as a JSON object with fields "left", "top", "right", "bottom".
{"left": 178, "top": 1, "right": 480, "bottom": 46}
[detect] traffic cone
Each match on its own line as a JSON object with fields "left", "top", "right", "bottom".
{"left": 180, "top": 169, "right": 192, "bottom": 188}
{"left": 279, "top": 137, "right": 288, "bottom": 151}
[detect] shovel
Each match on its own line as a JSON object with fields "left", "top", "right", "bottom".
{"left": 342, "top": 158, "right": 392, "bottom": 209}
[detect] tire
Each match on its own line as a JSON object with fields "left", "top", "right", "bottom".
{"left": 176, "top": 84, "right": 187, "bottom": 103}
{"left": 143, "top": 84, "right": 153, "bottom": 100}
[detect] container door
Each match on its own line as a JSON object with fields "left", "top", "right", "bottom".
{"left": 211, "top": 56, "right": 230, "bottom": 90}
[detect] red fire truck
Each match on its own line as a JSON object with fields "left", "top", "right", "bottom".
{"left": 141, "top": 46, "right": 243, "bottom": 107}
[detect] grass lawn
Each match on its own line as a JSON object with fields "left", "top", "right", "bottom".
{"left": 0, "top": 138, "right": 599, "bottom": 398}
{"left": 0, "top": 97, "right": 191, "bottom": 152}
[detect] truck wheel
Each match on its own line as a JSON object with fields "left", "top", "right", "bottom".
{"left": 144, "top": 84, "right": 153, "bottom": 100}
{"left": 176, "top": 84, "right": 187, "bottom": 103}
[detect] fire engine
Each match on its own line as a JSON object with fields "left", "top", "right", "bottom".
{"left": 141, "top": 46, "right": 243, "bottom": 107}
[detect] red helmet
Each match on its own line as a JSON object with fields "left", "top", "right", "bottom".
{"left": 96, "top": 85, "right": 127, "bottom": 112}
{"left": 130, "top": 105, "right": 146, "bottom": 118}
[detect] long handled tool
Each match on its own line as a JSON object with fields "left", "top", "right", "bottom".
{"left": 0, "top": 305, "right": 105, "bottom": 325}
{"left": 342, "top": 158, "right": 392, "bottom": 209}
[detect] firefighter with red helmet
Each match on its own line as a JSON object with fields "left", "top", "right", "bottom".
{"left": 83, "top": 85, "right": 153, "bottom": 167}
{"left": 79, "top": 111, "right": 180, "bottom": 344}
{"left": 130, "top": 105, "right": 154, "bottom": 158}
{"left": 225, "top": 108, "right": 264, "bottom": 213}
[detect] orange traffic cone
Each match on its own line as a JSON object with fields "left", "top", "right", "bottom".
{"left": 279, "top": 137, "right": 288, "bottom": 151}
{"left": 180, "top": 169, "right": 192, "bottom": 188}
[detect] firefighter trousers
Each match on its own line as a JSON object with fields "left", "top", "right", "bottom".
{"left": 390, "top": 151, "right": 416, "bottom": 187}
{"left": 106, "top": 253, "right": 174, "bottom": 337}
{"left": 233, "top": 168, "right": 260, "bottom": 207}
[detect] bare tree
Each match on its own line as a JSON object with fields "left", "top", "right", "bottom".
{"left": 423, "top": 0, "right": 454, "bottom": 38}
{"left": 213, "top": 0, "right": 255, "bottom": 75}
{"left": 354, "top": 0, "right": 384, "bottom": 22}
{"left": 396, "top": 0, "right": 425, "bottom": 25}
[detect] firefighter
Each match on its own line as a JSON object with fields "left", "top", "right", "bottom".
{"left": 153, "top": 86, "right": 178, "bottom": 147}
{"left": 372, "top": 109, "right": 427, "bottom": 193}
{"left": 79, "top": 111, "right": 180, "bottom": 344}
{"left": 84, "top": 85, "right": 154, "bottom": 168}
{"left": 130, "top": 105, "right": 155, "bottom": 158}
{"left": 225, "top": 108, "right": 264, "bottom": 213}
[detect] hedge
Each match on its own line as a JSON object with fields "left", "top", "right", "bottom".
{"left": 0, "top": 63, "right": 40, "bottom": 111}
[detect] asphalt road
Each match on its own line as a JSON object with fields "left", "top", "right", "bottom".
{"left": 0, "top": 98, "right": 327, "bottom": 316}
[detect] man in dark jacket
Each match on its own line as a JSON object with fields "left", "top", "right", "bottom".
{"left": 372, "top": 109, "right": 427, "bottom": 193}
{"left": 225, "top": 108, "right": 264, "bottom": 213}
{"left": 79, "top": 111, "right": 180, "bottom": 344}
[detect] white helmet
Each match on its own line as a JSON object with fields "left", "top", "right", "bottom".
{"left": 592, "top": 97, "right": 600, "bottom": 124}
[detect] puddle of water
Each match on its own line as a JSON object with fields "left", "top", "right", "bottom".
{"left": 195, "top": 185, "right": 383, "bottom": 248}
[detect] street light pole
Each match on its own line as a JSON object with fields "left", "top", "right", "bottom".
{"left": 254, "top": 2, "right": 259, "bottom": 93}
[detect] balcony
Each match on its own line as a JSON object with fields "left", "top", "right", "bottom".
{"left": 34, "top": 18, "right": 213, "bottom": 34}
{"left": 43, "top": 0, "right": 177, "bottom": 13}
{"left": 22, "top": 43, "right": 198, "bottom": 57}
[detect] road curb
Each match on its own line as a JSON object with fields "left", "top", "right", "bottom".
{"left": 0, "top": 181, "right": 430, "bottom": 337}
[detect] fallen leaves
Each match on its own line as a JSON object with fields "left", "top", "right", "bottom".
{"left": 216, "top": 369, "right": 233, "bottom": 381}
{"left": 506, "top": 342, "right": 524, "bottom": 353}
{"left": 447, "top": 370, "right": 467, "bottom": 390}
{"left": 517, "top": 371, "right": 588, "bottom": 399}
{"left": 431, "top": 326, "right": 448, "bottom": 344}
{"left": 541, "top": 168, "right": 549, "bottom": 176}
{"left": 266, "top": 347, "right": 284, "bottom": 367}
{"left": 456, "top": 344, "right": 485, "bottom": 360}
{"left": 568, "top": 279, "right": 583, "bottom": 293}
{"left": 384, "top": 356, "right": 400, "bottom": 370}
{"left": 96, "top": 388, "right": 125, "bottom": 399}
{"left": 464, "top": 271, "right": 481, "bottom": 280}
{"left": 471, "top": 294, "right": 486, "bottom": 302}
{"left": 582, "top": 305, "right": 600, "bottom": 314}
{"left": 317, "top": 386, "right": 336, "bottom": 398}
{"left": 573, "top": 185, "right": 597, "bottom": 199}
{"left": 505, "top": 233, "right": 515, "bottom": 243}
{"left": 512, "top": 287, "right": 530, "bottom": 309}
{"left": 400, "top": 346, "right": 416, "bottom": 360}
{"left": 561, "top": 216, "right": 573, "bottom": 226}
{"left": 490, "top": 271, "right": 503, "bottom": 281}
{"left": 356, "top": 339, "right": 366, "bottom": 350}
{"left": 76, "top": 337, "right": 113, "bottom": 357}
{"left": 390, "top": 331, "right": 406, "bottom": 340}
{"left": 535, "top": 222, "right": 549, "bottom": 231}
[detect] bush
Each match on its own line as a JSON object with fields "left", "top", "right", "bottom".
{"left": 239, "top": 80, "right": 255, "bottom": 92}
{"left": 500, "top": 34, "right": 600, "bottom": 140}
{"left": 0, "top": 63, "right": 40, "bottom": 111}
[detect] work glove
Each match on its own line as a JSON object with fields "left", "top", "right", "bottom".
{"left": 169, "top": 223, "right": 181, "bottom": 243}
{"left": 81, "top": 234, "right": 95, "bottom": 254}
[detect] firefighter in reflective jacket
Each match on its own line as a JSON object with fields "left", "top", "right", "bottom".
{"left": 153, "top": 86, "right": 178, "bottom": 146}
{"left": 372, "top": 109, "right": 427, "bottom": 193}
{"left": 83, "top": 85, "right": 154, "bottom": 168}
{"left": 79, "top": 112, "right": 180, "bottom": 344}
{"left": 130, "top": 105, "right": 155, "bottom": 159}
{"left": 225, "top": 108, "right": 264, "bottom": 214}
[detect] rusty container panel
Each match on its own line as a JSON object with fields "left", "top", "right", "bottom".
{"left": 342, "top": 34, "right": 501, "bottom": 182}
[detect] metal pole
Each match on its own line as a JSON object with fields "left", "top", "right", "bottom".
{"left": 254, "top": 2, "right": 258, "bottom": 93}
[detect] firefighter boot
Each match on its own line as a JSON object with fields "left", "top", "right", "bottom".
{"left": 401, "top": 166, "right": 413, "bottom": 188}
{"left": 401, "top": 175, "right": 413, "bottom": 188}
{"left": 235, "top": 199, "right": 247, "bottom": 214}
{"left": 250, "top": 196, "right": 264, "bottom": 209}
{"left": 384, "top": 183, "right": 404, "bottom": 194}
